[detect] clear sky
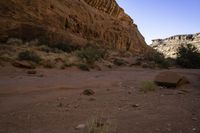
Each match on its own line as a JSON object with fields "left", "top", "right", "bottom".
{"left": 116, "top": 0, "right": 200, "bottom": 44}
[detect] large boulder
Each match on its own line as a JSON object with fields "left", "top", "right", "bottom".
{"left": 154, "top": 71, "right": 190, "bottom": 88}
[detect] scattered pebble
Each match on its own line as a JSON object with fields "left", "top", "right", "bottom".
{"left": 75, "top": 124, "right": 86, "bottom": 130}
{"left": 27, "top": 70, "right": 37, "bottom": 74}
{"left": 192, "top": 117, "right": 198, "bottom": 121}
{"left": 106, "top": 88, "right": 110, "bottom": 91}
{"left": 82, "top": 89, "right": 95, "bottom": 96}
{"left": 89, "top": 97, "right": 96, "bottom": 101}
{"left": 57, "top": 102, "right": 63, "bottom": 107}
{"left": 192, "top": 127, "right": 196, "bottom": 131}
{"left": 128, "top": 91, "right": 132, "bottom": 94}
{"left": 38, "top": 74, "right": 44, "bottom": 77}
{"left": 131, "top": 104, "right": 140, "bottom": 108}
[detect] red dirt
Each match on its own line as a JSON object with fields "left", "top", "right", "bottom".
{"left": 0, "top": 66, "right": 200, "bottom": 133}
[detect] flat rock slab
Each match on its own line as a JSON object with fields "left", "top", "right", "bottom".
{"left": 154, "top": 71, "right": 190, "bottom": 88}
{"left": 12, "top": 61, "right": 35, "bottom": 69}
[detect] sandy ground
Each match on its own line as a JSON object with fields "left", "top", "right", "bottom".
{"left": 0, "top": 66, "right": 200, "bottom": 133}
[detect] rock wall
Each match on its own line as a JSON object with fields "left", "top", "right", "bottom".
{"left": 151, "top": 33, "right": 200, "bottom": 58}
{"left": 0, "top": 0, "right": 148, "bottom": 53}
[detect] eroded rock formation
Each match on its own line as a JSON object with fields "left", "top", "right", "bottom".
{"left": 0, "top": 0, "right": 147, "bottom": 53}
{"left": 151, "top": 33, "right": 200, "bottom": 58}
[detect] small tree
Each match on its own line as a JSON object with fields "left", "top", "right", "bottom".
{"left": 176, "top": 44, "right": 200, "bottom": 68}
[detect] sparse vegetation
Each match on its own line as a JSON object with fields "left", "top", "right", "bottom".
{"left": 76, "top": 45, "right": 106, "bottom": 65}
{"left": 48, "top": 42, "right": 78, "bottom": 53}
{"left": 176, "top": 44, "right": 200, "bottom": 68}
{"left": 87, "top": 114, "right": 116, "bottom": 133}
{"left": 18, "top": 50, "right": 41, "bottom": 63}
{"left": 143, "top": 51, "right": 170, "bottom": 68}
{"left": 140, "top": 81, "right": 157, "bottom": 93}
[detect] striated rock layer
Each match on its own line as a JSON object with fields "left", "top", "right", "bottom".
{"left": 0, "top": 0, "right": 148, "bottom": 53}
{"left": 151, "top": 33, "right": 200, "bottom": 58}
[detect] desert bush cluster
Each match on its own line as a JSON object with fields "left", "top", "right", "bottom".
{"left": 176, "top": 44, "right": 200, "bottom": 68}
{"left": 143, "top": 50, "right": 170, "bottom": 68}
{"left": 76, "top": 44, "right": 107, "bottom": 65}
{"left": 18, "top": 50, "right": 41, "bottom": 64}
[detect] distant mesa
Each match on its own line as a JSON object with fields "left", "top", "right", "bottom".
{"left": 150, "top": 33, "right": 200, "bottom": 58}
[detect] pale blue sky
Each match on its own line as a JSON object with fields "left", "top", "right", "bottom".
{"left": 116, "top": 0, "right": 200, "bottom": 44}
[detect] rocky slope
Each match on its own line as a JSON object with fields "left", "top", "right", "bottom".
{"left": 0, "top": 0, "right": 147, "bottom": 53}
{"left": 151, "top": 33, "right": 200, "bottom": 58}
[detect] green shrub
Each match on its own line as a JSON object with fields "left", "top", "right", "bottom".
{"left": 144, "top": 51, "right": 169, "bottom": 68}
{"left": 49, "top": 42, "right": 78, "bottom": 53}
{"left": 76, "top": 45, "right": 106, "bottom": 65}
{"left": 18, "top": 50, "right": 41, "bottom": 63}
{"left": 176, "top": 44, "right": 200, "bottom": 68}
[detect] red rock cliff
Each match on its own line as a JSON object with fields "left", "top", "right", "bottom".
{"left": 0, "top": 0, "right": 147, "bottom": 53}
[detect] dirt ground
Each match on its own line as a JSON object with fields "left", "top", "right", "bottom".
{"left": 0, "top": 66, "right": 200, "bottom": 133}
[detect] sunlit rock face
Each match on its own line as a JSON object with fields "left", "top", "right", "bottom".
{"left": 151, "top": 33, "right": 200, "bottom": 58}
{"left": 0, "top": 0, "right": 147, "bottom": 53}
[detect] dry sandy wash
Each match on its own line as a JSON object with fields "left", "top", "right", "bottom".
{"left": 0, "top": 66, "right": 200, "bottom": 133}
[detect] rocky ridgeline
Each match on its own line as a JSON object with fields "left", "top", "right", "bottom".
{"left": 0, "top": 0, "right": 147, "bottom": 53}
{"left": 83, "top": 0, "right": 133, "bottom": 24}
{"left": 151, "top": 33, "right": 200, "bottom": 58}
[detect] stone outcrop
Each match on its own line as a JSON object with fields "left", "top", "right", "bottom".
{"left": 151, "top": 33, "right": 200, "bottom": 58}
{"left": 0, "top": 0, "right": 148, "bottom": 53}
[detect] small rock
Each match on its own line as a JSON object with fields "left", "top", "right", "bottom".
{"left": 131, "top": 104, "right": 140, "bottom": 108}
{"left": 128, "top": 91, "right": 132, "bottom": 94}
{"left": 89, "top": 97, "right": 96, "bottom": 101}
{"left": 27, "top": 70, "right": 37, "bottom": 74}
{"left": 82, "top": 89, "right": 95, "bottom": 96}
{"left": 74, "top": 105, "right": 79, "bottom": 108}
{"left": 78, "top": 64, "right": 90, "bottom": 71}
{"left": 106, "top": 88, "right": 110, "bottom": 91}
{"left": 75, "top": 124, "right": 86, "bottom": 130}
{"left": 192, "top": 128, "right": 196, "bottom": 131}
{"left": 113, "top": 58, "right": 128, "bottom": 66}
{"left": 57, "top": 102, "right": 63, "bottom": 107}
{"left": 192, "top": 117, "right": 198, "bottom": 121}
{"left": 12, "top": 61, "right": 35, "bottom": 69}
{"left": 38, "top": 74, "right": 44, "bottom": 77}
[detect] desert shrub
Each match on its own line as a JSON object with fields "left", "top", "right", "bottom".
{"left": 87, "top": 113, "right": 116, "bottom": 133}
{"left": 42, "top": 60, "right": 55, "bottom": 68}
{"left": 76, "top": 45, "right": 106, "bottom": 65}
{"left": 48, "top": 42, "right": 78, "bottom": 53}
{"left": 144, "top": 51, "right": 169, "bottom": 68}
{"left": 140, "top": 81, "right": 157, "bottom": 93}
{"left": 176, "top": 44, "right": 200, "bottom": 68}
{"left": 18, "top": 50, "right": 41, "bottom": 63}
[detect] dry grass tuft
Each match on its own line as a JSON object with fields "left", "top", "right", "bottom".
{"left": 140, "top": 81, "right": 157, "bottom": 93}
{"left": 87, "top": 113, "right": 117, "bottom": 133}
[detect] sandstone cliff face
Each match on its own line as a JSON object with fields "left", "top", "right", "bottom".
{"left": 151, "top": 33, "right": 200, "bottom": 58}
{"left": 0, "top": 0, "right": 147, "bottom": 53}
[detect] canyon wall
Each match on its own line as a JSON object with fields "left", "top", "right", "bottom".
{"left": 151, "top": 33, "right": 200, "bottom": 58}
{"left": 0, "top": 0, "right": 148, "bottom": 53}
